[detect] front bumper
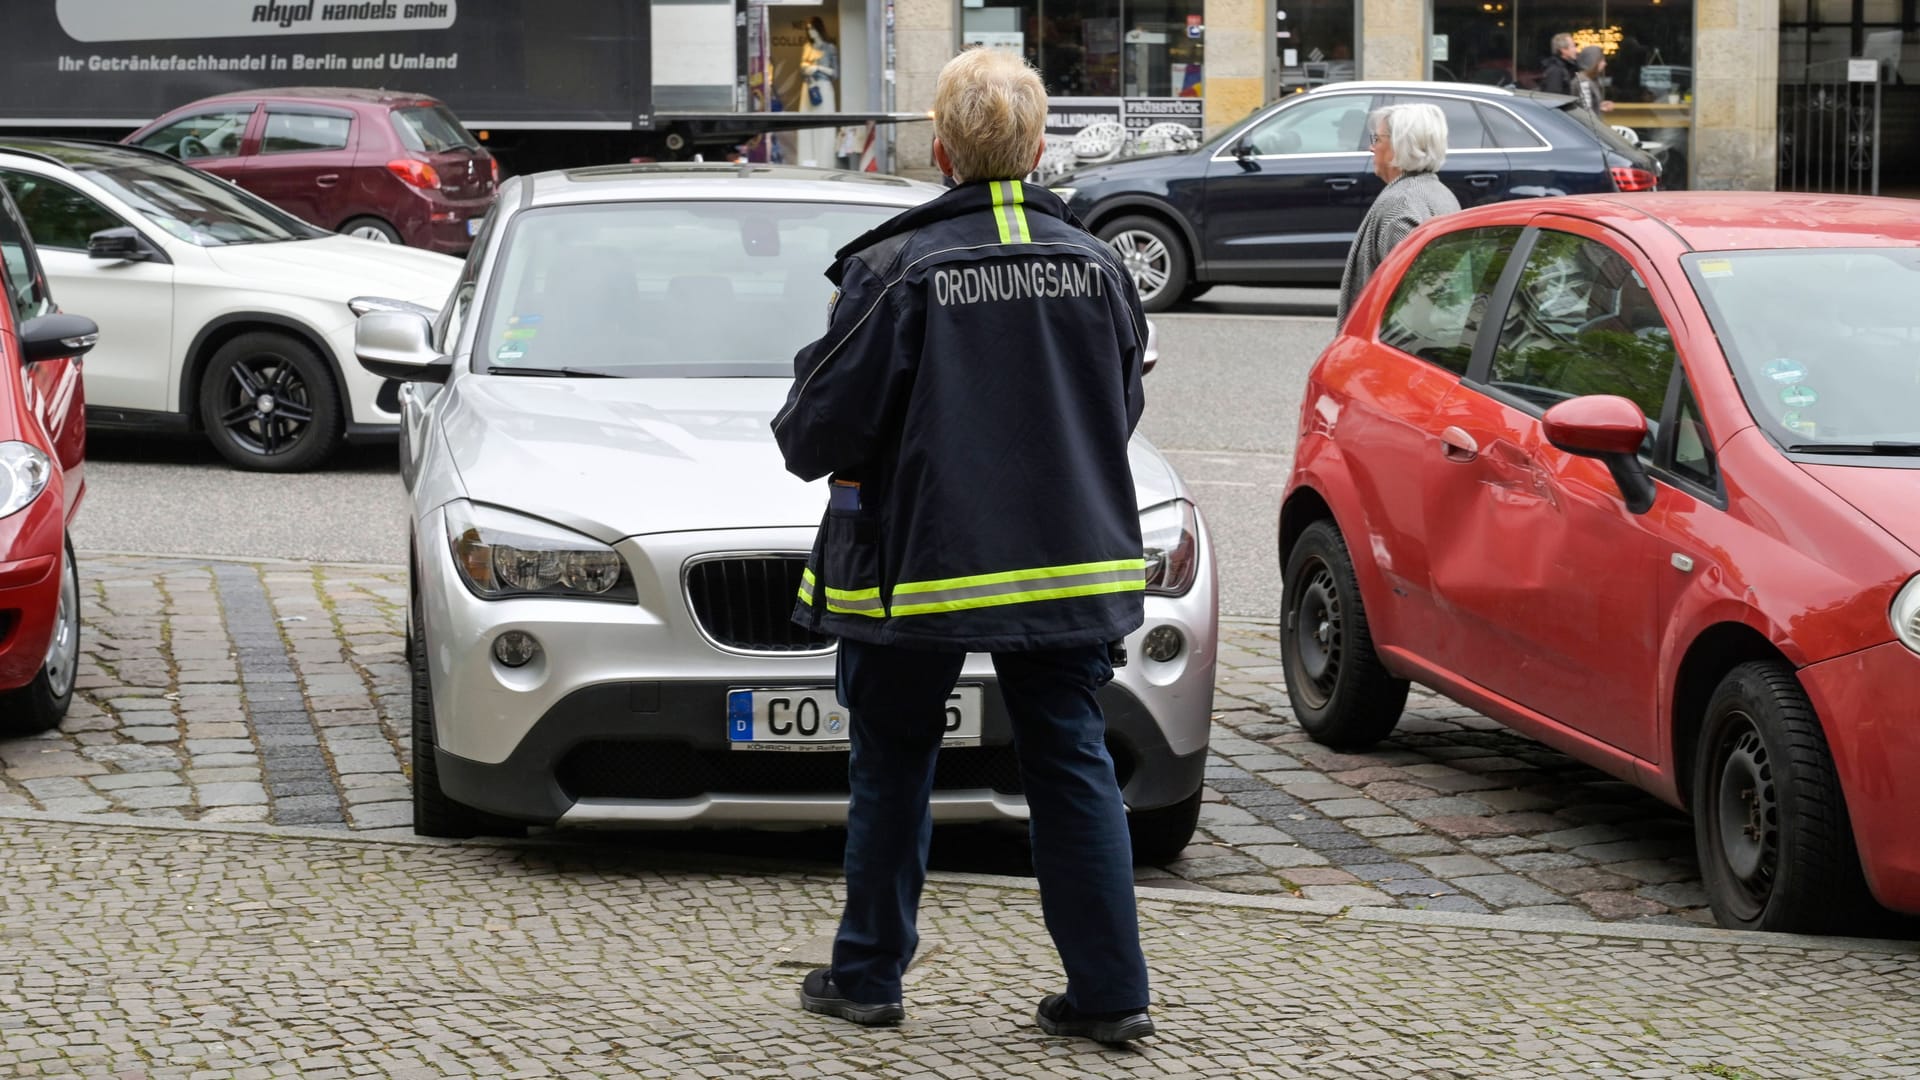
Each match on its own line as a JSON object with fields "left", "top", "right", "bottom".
{"left": 1799, "top": 640, "right": 1920, "bottom": 914}
{"left": 0, "top": 486, "right": 68, "bottom": 691}
{"left": 418, "top": 516, "right": 1217, "bottom": 828}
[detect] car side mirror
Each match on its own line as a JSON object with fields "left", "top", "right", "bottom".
{"left": 18, "top": 313, "right": 100, "bottom": 363}
{"left": 356, "top": 309, "right": 451, "bottom": 383}
{"left": 1543, "top": 395, "right": 1657, "bottom": 515}
{"left": 1142, "top": 318, "right": 1159, "bottom": 375}
{"left": 87, "top": 226, "right": 158, "bottom": 262}
{"left": 1232, "top": 139, "right": 1260, "bottom": 172}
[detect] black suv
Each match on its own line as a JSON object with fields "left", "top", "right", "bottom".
{"left": 1053, "top": 82, "right": 1661, "bottom": 311}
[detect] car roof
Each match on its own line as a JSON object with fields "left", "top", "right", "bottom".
{"left": 1449, "top": 191, "right": 1920, "bottom": 251}
{"left": 0, "top": 137, "right": 179, "bottom": 170}
{"left": 1308, "top": 81, "right": 1574, "bottom": 106}
{"left": 172, "top": 86, "right": 442, "bottom": 108}
{"left": 518, "top": 163, "right": 943, "bottom": 210}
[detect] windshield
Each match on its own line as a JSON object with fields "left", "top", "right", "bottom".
{"left": 75, "top": 153, "right": 320, "bottom": 245}
{"left": 475, "top": 199, "right": 899, "bottom": 377}
{"left": 1686, "top": 247, "right": 1920, "bottom": 451}
{"left": 393, "top": 105, "right": 480, "bottom": 153}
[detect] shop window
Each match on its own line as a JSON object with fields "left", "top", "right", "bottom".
{"left": 1277, "top": 0, "right": 1360, "bottom": 92}
{"left": 1428, "top": 0, "right": 1694, "bottom": 187}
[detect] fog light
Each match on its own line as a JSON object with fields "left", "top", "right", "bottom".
{"left": 493, "top": 630, "right": 541, "bottom": 668}
{"left": 1143, "top": 625, "right": 1183, "bottom": 663}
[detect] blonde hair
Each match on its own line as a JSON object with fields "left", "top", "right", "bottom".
{"left": 932, "top": 48, "right": 1047, "bottom": 183}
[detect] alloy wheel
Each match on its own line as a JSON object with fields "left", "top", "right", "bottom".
{"left": 1107, "top": 229, "right": 1172, "bottom": 302}
{"left": 42, "top": 552, "right": 78, "bottom": 700}
{"left": 349, "top": 224, "right": 394, "bottom": 243}
{"left": 218, "top": 356, "right": 315, "bottom": 458}
{"left": 1287, "top": 560, "right": 1342, "bottom": 710}
{"left": 1711, "top": 712, "right": 1779, "bottom": 919}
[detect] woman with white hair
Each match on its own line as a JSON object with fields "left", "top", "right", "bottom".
{"left": 1335, "top": 104, "right": 1462, "bottom": 328}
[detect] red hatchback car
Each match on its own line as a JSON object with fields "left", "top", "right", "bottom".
{"left": 1280, "top": 193, "right": 1920, "bottom": 934}
{"left": 123, "top": 87, "right": 497, "bottom": 253}
{"left": 0, "top": 182, "right": 94, "bottom": 734}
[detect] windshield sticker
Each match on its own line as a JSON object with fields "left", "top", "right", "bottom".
{"left": 1764, "top": 359, "right": 1807, "bottom": 384}
{"left": 1782, "top": 410, "right": 1817, "bottom": 437}
{"left": 496, "top": 343, "right": 528, "bottom": 362}
{"left": 1698, "top": 259, "right": 1734, "bottom": 278}
{"left": 503, "top": 327, "right": 539, "bottom": 341}
{"left": 1780, "top": 385, "right": 1818, "bottom": 408}
{"left": 509, "top": 314, "right": 543, "bottom": 328}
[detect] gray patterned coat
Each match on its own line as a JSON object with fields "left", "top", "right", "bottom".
{"left": 1335, "top": 172, "right": 1461, "bottom": 329}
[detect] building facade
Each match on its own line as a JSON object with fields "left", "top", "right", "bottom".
{"left": 748, "top": 0, "right": 1912, "bottom": 194}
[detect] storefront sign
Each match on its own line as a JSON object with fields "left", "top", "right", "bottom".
{"left": 963, "top": 30, "right": 1024, "bottom": 54}
{"left": 1046, "top": 96, "right": 1123, "bottom": 138}
{"left": 1123, "top": 96, "right": 1203, "bottom": 134}
{"left": 1847, "top": 57, "right": 1879, "bottom": 82}
{"left": 1430, "top": 34, "right": 1448, "bottom": 62}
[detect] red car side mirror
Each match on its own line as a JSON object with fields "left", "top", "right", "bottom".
{"left": 1543, "top": 395, "right": 1657, "bottom": 515}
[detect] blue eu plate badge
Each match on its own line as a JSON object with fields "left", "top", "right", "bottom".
{"left": 727, "top": 691, "right": 754, "bottom": 742}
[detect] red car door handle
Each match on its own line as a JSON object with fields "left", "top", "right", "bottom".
{"left": 1440, "top": 426, "right": 1480, "bottom": 461}
{"left": 316, "top": 174, "right": 340, "bottom": 187}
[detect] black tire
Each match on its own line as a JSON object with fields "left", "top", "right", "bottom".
{"left": 1179, "top": 282, "right": 1214, "bottom": 303}
{"left": 0, "top": 537, "right": 79, "bottom": 736}
{"left": 1692, "top": 661, "right": 1873, "bottom": 933}
{"left": 198, "top": 331, "right": 343, "bottom": 472}
{"left": 1128, "top": 788, "right": 1202, "bottom": 865}
{"left": 1280, "top": 520, "right": 1409, "bottom": 749}
{"left": 1097, "top": 215, "right": 1190, "bottom": 314}
{"left": 409, "top": 588, "right": 524, "bottom": 839}
{"left": 340, "top": 216, "right": 402, "bottom": 244}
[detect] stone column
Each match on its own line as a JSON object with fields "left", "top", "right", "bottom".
{"left": 1203, "top": 0, "right": 1269, "bottom": 136}
{"left": 891, "top": 0, "right": 954, "bottom": 178}
{"left": 1693, "top": 0, "right": 1779, "bottom": 190}
{"left": 1361, "top": 0, "right": 1427, "bottom": 81}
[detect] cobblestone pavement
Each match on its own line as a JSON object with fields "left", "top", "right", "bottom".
{"left": 2, "top": 812, "right": 1917, "bottom": 1079}
{"left": 0, "top": 553, "right": 1834, "bottom": 929}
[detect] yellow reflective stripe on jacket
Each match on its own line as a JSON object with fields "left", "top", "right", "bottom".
{"left": 802, "top": 558, "right": 1146, "bottom": 619}
{"left": 990, "top": 180, "right": 1033, "bottom": 244}
{"left": 797, "top": 567, "right": 886, "bottom": 617}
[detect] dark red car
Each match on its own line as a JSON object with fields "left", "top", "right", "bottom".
{"left": 123, "top": 87, "right": 497, "bottom": 253}
{"left": 1279, "top": 192, "right": 1920, "bottom": 934}
{"left": 0, "top": 181, "right": 94, "bottom": 734}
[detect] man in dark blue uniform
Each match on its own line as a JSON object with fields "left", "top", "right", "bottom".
{"left": 772, "top": 48, "right": 1155, "bottom": 1044}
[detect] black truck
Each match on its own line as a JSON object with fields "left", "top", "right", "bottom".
{"left": 3, "top": 0, "right": 919, "bottom": 174}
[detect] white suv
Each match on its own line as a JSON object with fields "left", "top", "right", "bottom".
{"left": 0, "top": 138, "right": 460, "bottom": 471}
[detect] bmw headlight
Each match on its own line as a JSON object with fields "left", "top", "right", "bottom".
{"left": 1141, "top": 499, "right": 1200, "bottom": 596}
{"left": 444, "top": 500, "right": 636, "bottom": 603}
{"left": 1893, "top": 574, "right": 1920, "bottom": 654}
{"left": 0, "top": 442, "right": 52, "bottom": 519}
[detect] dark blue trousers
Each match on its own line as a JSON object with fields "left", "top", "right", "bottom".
{"left": 829, "top": 638, "right": 1150, "bottom": 1013}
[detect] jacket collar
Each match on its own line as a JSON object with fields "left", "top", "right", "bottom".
{"left": 835, "top": 179, "right": 1080, "bottom": 264}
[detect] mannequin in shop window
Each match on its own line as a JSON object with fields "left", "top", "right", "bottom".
{"left": 799, "top": 17, "right": 839, "bottom": 167}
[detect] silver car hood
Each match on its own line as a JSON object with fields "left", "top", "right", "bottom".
{"left": 441, "top": 376, "right": 1184, "bottom": 543}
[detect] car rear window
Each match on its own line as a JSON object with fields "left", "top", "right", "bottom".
{"left": 392, "top": 105, "right": 480, "bottom": 153}
{"left": 1560, "top": 103, "right": 1643, "bottom": 157}
{"left": 1480, "top": 105, "right": 1546, "bottom": 149}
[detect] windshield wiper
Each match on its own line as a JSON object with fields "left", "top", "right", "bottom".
{"left": 1784, "top": 441, "right": 1920, "bottom": 456}
{"left": 486, "top": 365, "right": 622, "bottom": 378}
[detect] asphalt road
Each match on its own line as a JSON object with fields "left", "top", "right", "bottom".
{"left": 71, "top": 287, "right": 1337, "bottom": 619}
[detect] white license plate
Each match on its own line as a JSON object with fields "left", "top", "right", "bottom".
{"left": 466, "top": 217, "right": 483, "bottom": 237}
{"left": 726, "top": 686, "right": 984, "bottom": 751}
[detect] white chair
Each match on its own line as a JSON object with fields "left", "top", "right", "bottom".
{"left": 1611, "top": 124, "right": 1642, "bottom": 147}
{"left": 1031, "top": 141, "right": 1081, "bottom": 185}
{"left": 1134, "top": 122, "right": 1201, "bottom": 155}
{"left": 1072, "top": 121, "right": 1128, "bottom": 164}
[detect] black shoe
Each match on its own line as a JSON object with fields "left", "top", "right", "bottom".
{"left": 797, "top": 967, "right": 904, "bottom": 1026}
{"left": 1035, "top": 993, "right": 1155, "bottom": 1043}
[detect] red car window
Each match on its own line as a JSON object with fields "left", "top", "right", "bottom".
{"left": 1488, "top": 229, "right": 1677, "bottom": 424}
{"left": 1378, "top": 225, "right": 1523, "bottom": 374}
{"left": 260, "top": 112, "right": 352, "bottom": 155}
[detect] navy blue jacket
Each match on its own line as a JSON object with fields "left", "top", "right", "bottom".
{"left": 772, "top": 179, "right": 1149, "bottom": 651}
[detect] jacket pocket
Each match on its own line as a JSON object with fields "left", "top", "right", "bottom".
{"left": 819, "top": 507, "right": 886, "bottom": 619}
